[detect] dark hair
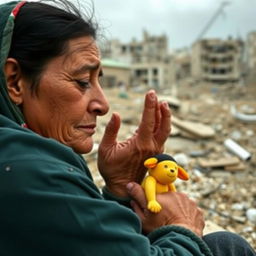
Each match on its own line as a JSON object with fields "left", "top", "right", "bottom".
{"left": 8, "top": 0, "right": 97, "bottom": 93}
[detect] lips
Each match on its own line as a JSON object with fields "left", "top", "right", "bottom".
{"left": 77, "top": 123, "right": 96, "bottom": 134}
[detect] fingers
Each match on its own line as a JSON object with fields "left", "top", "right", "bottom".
{"left": 153, "top": 101, "right": 161, "bottom": 133}
{"left": 130, "top": 200, "right": 145, "bottom": 220}
{"left": 137, "top": 90, "right": 157, "bottom": 140}
{"left": 99, "top": 112, "right": 121, "bottom": 148}
{"left": 127, "top": 182, "right": 147, "bottom": 210}
{"left": 137, "top": 91, "right": 171, "bottom": 148}
{"left": 157, "top": 192, "right": 205, "bottom": 237}
{"left": 154, "top": 101, "right": 171, "bottom": 146}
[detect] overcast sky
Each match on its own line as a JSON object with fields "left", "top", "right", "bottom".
{"left": 92, "top": 0, "right": 256, "bottom": 50}
{"left": 1, "top": 0, "right": 255, "bottom": 50}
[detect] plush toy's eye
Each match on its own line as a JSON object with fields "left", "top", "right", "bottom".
{"left": 164, "top": 165, "right": 168, "bottom": 168}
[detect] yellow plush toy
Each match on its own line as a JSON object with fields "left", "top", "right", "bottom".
{"left": 142, "top": 154, "right": 189, "bottom": 213}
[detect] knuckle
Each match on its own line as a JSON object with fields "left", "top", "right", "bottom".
{"left": 198, "top": 207, "right": 204, "bottom": 216}
{"left": 165, "top": 125, "right": 171, "bottom": 134}
{"left": 130, "top": 183, "right": 144, "bottom": 196}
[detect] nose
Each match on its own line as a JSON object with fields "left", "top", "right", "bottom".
{"left": 170, "top": 169, "right": 175, "bottom": 173}
{"left": 89, "top": 84, "right": 109, "bottom": 116}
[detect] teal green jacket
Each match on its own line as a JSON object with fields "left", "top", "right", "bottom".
{"left": 0, "top": 115, "right": 213, "bottom": 256}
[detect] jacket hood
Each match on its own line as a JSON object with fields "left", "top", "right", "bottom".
{"left": 0, "top": 1, "right": 25, "bottom": 125}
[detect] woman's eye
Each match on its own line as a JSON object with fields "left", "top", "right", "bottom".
{"left": 75, "top": 80, "right": 91, "bottom": 89}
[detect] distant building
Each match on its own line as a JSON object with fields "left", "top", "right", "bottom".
{"left": 191, "top": 38, "right": 243, "bottom": 83}
{"left": 169, "top": 48, "right": 191, "bottom": 83}
{"left": 100, "top": 30, "right": 173, "bottom": 90}
{"left": 245, "top": 31, "right": 256, "bottom": 83}
{"left": 101, "top": 59, "right": 131, "bottom": 88}
{"left": 246, "top": 31, "right": 256, "bottom": 71}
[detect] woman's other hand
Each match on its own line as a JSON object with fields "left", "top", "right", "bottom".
{"left": 127, "top": 182, "right": 205, "bottom": 237}
{"left": 98, "top": 90, "right": 171, "bottom": 197}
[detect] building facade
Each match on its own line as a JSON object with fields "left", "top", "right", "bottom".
{"left": 101, "top": 59, "right": 131, "bottom": 88}
{"left": 245, "top": 31, "right": 256, "bottom": 83}
{"left": 100, "top": 30, "right": 173, "bottom": 90}
{"left": 191, "top": 38, "right": 243, "bottom": 83}
{"left": 246, "top": 31, "right": 256, "bottom": 71}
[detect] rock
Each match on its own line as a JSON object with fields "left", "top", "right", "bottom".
{"left": 231, "top": 203, "right": 245, "bottom": 211}
{"left": 172, "top": 116, "right": 216, "bottom": 139}
{"left": 230, "top": 130, "right": 242, "bottom": 140}
{"left": 203, "top": 220, "right": 225, "bottom": 235}
{"left": 198, "top": 156, "right": 240, "bottom": 168}
{"left": 246, "top": 209, "right": 256, "bottom": 224}
{"left": 173, "top": 153, "right": 189, "bottom": 166}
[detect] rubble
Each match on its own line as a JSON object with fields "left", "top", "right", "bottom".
{"left": 172, "top": 116, "right": 216, "bottom": 139}
{"left": 84, "top": 81, "right": 256, "bottom": 250}
{"left": 224, "top": 138, "right": 252, "bottom": 161}
{"left": 231, "top": 105, "right": 256, "bottom": 122}
{"left": 247, "top": 209, "right": 256, "bottom": 224}
{"left": 198, "top": 156, "right": 240, "bottom": 168}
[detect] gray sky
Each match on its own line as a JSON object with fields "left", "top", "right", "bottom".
{"left": 92, "top": 0, "right": 256, "bottom": 50}
{"left": 1, "top": 0, "right": 255, "bottom": 50}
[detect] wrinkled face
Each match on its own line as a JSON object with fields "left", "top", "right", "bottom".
{"left": 149, "top": 160, "right": 178, "bottom": 184}
{"left": 21, "top": 36, "right": 109, "bottom": 153}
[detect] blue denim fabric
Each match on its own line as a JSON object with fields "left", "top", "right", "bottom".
{"left": 203, "top": 231, "right": 256, "bottom": 256}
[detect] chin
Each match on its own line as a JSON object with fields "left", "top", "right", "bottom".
{"left": 72, "top": 141, "right": 94, "bottom": 154}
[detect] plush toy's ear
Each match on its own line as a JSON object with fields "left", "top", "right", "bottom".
{"left": 178, "top": 166, "right": 189, "bottom": 180}
{"left": 144, "top": 157, "right": 158, "bottom": 169}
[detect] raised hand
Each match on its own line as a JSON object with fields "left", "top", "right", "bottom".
{"left": 97, "top": 90, "right": 171, "bottom": 197}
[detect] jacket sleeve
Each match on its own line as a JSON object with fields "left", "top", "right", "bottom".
{"left": 0, "top": 157, "right": 212, "bottom": 256}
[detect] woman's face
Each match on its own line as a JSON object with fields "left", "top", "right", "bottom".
{"left": 21, "top": 36, "right": 109, "bottom": 154}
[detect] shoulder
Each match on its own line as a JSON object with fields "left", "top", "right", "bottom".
{"left": 0, "top": 115, "right": 85, "bottom": 168}
{"left": 0, "top": 115, "right": 97, "bottom": 194}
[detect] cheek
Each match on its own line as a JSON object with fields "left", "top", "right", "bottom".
{"left": 46, "top": 89, "right": 87, "bottom": 122}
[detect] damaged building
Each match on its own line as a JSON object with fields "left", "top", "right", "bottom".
{"left": 191, "top": 38, "right": 244, "bottom": 83}
{"left": 100, "top": 30, "right": 173, "bottom": 90}
{"left": 245, "top": 31, "right": 256, "bottom": 83}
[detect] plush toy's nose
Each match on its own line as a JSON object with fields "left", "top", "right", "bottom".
{"left": 170, "top": 169, "right": 175, "bottom": 173}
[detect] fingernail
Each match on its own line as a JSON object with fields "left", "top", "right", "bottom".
{"left": 163, "top": 101, "right": 169, "bottom": 109}
{"left": 110, "top": 113, "right": 115, "bottom": 122}
{"left": 148, "top": 90, "right": 155, "bottom": 100}
{"left": 108, "top": 113, "right": 115, "bottom": 125}
{"left": 126, "top": 182, "right": 134, "bottom": 191}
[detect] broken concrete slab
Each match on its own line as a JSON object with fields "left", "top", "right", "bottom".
{"left": 198, "top": 157, "right": 240, "bottom": 168}
{"left": 172, "top": 116, "right": 216, "bottom": 139}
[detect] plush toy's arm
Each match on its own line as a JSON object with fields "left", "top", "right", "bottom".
{"left": 144, "top": 176, "right": 157, "bottom": 201}
{"left": 169, "top": 183, "right": 176, "bottom": 192}
{"left": 144, "top": 176, "right": 162, "bottom": 213}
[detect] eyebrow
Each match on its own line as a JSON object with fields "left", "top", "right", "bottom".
{"left": 71, "top": 63, "right": 101, "bottom": 76}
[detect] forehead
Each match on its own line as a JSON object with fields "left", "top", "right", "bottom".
{"left": 63, "top": 36, "right": 100, "bottom": 71}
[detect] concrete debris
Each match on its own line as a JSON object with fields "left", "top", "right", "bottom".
{"left": 173, "top": 153, "right": 190, "bottom": 167}
{"left": 172, "top": 116, "right": 216, "bottom": 139}
{"left": 224, "top": 138, "right": 252, "bottom": 161}
{"left": 246, "top": 209, "right": 256, "bottom": 224}
{"left": 85, "top": 82, "right": 256, "bottom": 250}
{"left": 224, "top": 162, "right": 246, "bottom": 172}
{"left": 157, "top": 95, "right": 181, "bottom": 110}
{"left": 203, "top": 220, "right": 225, "bottom": 235}
{"left": 198, "top": 156, "right": 240, "bottom": 168}
{"left": 231, "top": 105, "right": 256, "bottom": 122}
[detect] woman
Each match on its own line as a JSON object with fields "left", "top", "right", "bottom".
{"left": 0, "top": 1, "right": 255, "bottom": 255}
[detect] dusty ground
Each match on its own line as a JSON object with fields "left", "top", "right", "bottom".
{"left": 85, "top": 79, "right": 256, "bottom": 250}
